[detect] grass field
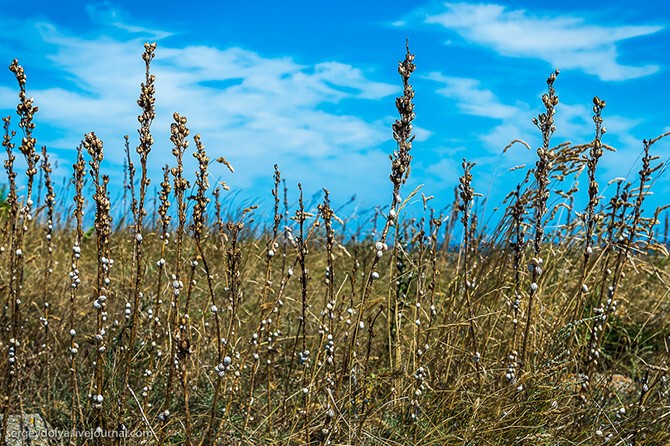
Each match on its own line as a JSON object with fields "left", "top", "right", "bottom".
{"left": 1, "top": 42, "right": 669, "bottom": 445}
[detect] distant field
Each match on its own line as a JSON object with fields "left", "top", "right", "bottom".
{"left": 1, "top": 43, "right": 669, "bottom": 445}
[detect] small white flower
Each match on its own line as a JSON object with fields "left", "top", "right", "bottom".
{"left": 15, "top": 249, "right": 22, "bottom": 257}
{"left": 211, "top": 305, "right": 218, "bottom": 313}
{"left": 70, "top": 329, "right": 76, "bottom": 337}
{"left": 135, "top": 233, "right": 143, "bottom": 242}
{"left": 359, "top": 321, "right": 365, "bottom": 330}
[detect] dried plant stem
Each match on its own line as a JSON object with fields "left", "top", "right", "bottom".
{"left": 2, "top": 59, "right": 40, "bottom": 446}
{"left": 159, "top": 111, "right": 190, "bottom": 446}
{"left": 119, "top": 44, "right": 157, "bottom": 434}
{"left": 143, "top": 165, "right": 171, "bottom": 415}
{"left": 571, "top": 97, "right": 606, "bottom": 323}
{"left": 68, "top": 144, "right": 86, "bottom": 443}
{"left": 520, "top": 69, "right": 560, "bottom": 372}
{"left": 459, "top": 160, "right": 481, "bottom": 375}
{"left": 506, "top": 182, "right": 527, "bottom": 384}
{"left": 85, "top": 131, "right": 112, "bottom": 433}
{"left": 296, "top": 184, "right": 312, "bottom": 445}
{"left": 39, "top": 145, "right": 55, "bottom": 418}
{"left": 345, "top": 42, "right": 415, "bottom": 387}
{"left": 0, "top": 115, "right": 18, "bottom": 446}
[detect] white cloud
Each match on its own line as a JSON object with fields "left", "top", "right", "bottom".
{"left": 0, "top": 16, "right": 401, "bottom": 207}
{"left": 426, "top": 72, "right": 519, "bottom": 119}
{"left": 425, "top": 71, "right": 536, "bottom": 152}
{"left": 420, "top": 3, "right": 662, "bottom": 81}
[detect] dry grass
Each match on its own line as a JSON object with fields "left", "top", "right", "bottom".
{"left": 0, "top": 43, "right": 669, "bottom": 446}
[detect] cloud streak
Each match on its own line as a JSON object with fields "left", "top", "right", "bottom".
{"left": 419, "top": 2, "right": 662, "bottom": 81}
{"left": 425, "top": 72, "right": 519, "bottom": 119}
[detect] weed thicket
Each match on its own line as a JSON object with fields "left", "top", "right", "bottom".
{"left": 0, "top": 43, "right": 669, "bottom": 445}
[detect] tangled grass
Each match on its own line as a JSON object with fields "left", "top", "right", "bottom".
{"left": 0, "top": 43, "right": 669, "bottom": 445}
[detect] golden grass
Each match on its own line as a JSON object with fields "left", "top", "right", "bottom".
{"left": 0, "top": 43, "right": 669, "bottom": 446}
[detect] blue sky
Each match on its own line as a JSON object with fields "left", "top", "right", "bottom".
{"left": 1, "top": 1, "right": 669, "bottom": 226}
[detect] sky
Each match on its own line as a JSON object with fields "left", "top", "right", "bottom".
{"left": 1, "top": 1, "right": 669, "bottom": 228}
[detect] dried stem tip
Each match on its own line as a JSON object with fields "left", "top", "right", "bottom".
{"left": 390, "top": 43, "right": 416, "bottom": 189}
